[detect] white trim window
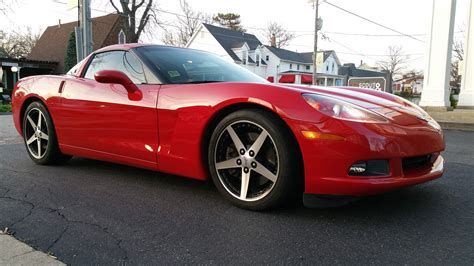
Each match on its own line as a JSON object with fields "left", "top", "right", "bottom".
{"left": 118, "top": 29, "right": 126, "bottom": 44}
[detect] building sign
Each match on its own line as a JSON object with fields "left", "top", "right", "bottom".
{"left": 348, "top": 77, "right": 387, "bottom": 91}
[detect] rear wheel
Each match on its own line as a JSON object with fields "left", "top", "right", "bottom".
{"left": 208, "top": 109, "right": 300, "bottom": 210}
{"left": 23, "top": 101, "right": 72, "bottom": 165}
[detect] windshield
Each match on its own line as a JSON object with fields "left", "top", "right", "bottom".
{"left": 134, "top": 46, "right": 267, "bottom": 84}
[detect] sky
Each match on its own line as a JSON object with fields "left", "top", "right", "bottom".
{"left": 0, "top": 0, "right": 468, "bottom": 71}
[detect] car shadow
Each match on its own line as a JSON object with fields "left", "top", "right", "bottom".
{"left": 63, "top": 157, "right": 446, "bottom": 221}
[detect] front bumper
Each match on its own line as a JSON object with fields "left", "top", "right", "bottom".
{"left": 312, "top": 155, "right": 444, "bottom": 196}
{"left": 287, "top": 117, "right": 445, "bottom": 197}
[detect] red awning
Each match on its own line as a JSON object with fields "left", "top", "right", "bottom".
{"left": 267, "top": 76, "right": 274, "bottom": 82}
{"left": 301, "top": 74, "right": 313, "bottom": 84}
{"left": 279, "top": 74, "right": 295, "bottom": 83}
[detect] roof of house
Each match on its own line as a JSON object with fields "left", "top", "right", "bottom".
{"left": 202, "top": 23, "right": 262, "bottom": 62}
{"left": 28, "top": 14, "right": 123, "bottom": 72}
{"left": 338, "top": 63, "right": 386, "bottom": 77}
{"left": 265, "top": 46, "right": 336, "bottom": 64}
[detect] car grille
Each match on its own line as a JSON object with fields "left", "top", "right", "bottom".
{"left": 402, "top": 154, "right": 432, "bottom": 172}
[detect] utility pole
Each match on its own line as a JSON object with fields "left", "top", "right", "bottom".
{"left": 82, "top": 0, "right": 93, "bottom": 57}
{"left": 312, "top": 0, "right": 319, "bottom": 85}
{"left": 68, "top": 0, "right": 83, "bottom": 62}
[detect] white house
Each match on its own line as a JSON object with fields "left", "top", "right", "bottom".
{"left": 186, "top": 23, "right": 268, "bottom": 78}
{"left": 186, "top": 23, "right": 351, "bottom": 86}
{"left": 262, "top": 46, "right": 344, "bottom": 86}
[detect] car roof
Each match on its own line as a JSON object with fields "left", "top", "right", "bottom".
{"left": 94, "top": 43, "right": 166, "bottom": 53}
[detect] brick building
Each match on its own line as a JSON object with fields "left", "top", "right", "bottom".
{"left": 28, "top": 13, "right": 128, "bottom": 74}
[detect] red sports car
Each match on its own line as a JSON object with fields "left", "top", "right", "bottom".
{"left": 12, "top": 44, "right": 445, "bottom": 210}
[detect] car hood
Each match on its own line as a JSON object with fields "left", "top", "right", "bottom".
{"left": 278, "top": 84, "right": 434, "bottom": 127}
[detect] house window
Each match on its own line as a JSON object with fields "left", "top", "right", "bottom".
{"left": 332, "top": 62, "right": 335, "bottom": 72}
{"left": 297, "top": 65, "right": 300, "bottom": 70}
{"left": 266, "top": 55, "right": 269, "bottom": 61}
{"left": 242, "top": 51, "right": 247, "bottom": 64}
{"left": 290, "top": 64, "right": 293, "bottom": 69}
{"left": 256, "top": 54, "right": 260, "bottom": 67}
{"left": 118, "top": 29, "right": 126, "bottom": 44}
{"left": 306, "top": 65, "right": 310, "bottom": 70}
{"left": 326, "top": 65, "right": 329, "bottom": 72}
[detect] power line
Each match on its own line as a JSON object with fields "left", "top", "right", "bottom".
{"left": 323, "top": 31, "right": 427, "bottom": 37}
{"left": 47, "top": 0, "right": 430, "bottom": 62}
{"left": 324, "top": 1, "right": 425, "bottom": 42}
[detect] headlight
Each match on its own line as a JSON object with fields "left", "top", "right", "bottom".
{"left": 393, "top": 96, "right": 441, "bottom": 130}
{"left": 394, "top": 95, "right": 430, "bottom": 119}
{"left": 303, "top": 93, "right": 388, "bottom": 123}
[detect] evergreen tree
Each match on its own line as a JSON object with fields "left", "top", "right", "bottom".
{"left": 213, "top": 13, "right": 245, "bottom": 32}
{"left": 64, "top": 31, "right": 77, "bottom": 73}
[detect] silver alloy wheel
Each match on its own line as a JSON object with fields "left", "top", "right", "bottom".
{"left": 24, "top": 108, "right": 49, "bottom": 159}
{"left": 214, "top": 120, "right": 279, "bottom": 202}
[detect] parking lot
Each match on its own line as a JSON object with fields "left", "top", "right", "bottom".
{"left": 1, "top": 114, "right": 473, "bottom": 264}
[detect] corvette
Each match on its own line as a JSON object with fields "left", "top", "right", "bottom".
{"left": 12, "top": 44, "right": 445, "bottom": 210}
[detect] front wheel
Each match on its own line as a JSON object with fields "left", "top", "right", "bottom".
{"left": 208, "top": 109, "right": 301, "bottom": 210}
{"left": 23, "top": 101, "right": 72, "bottom": 165}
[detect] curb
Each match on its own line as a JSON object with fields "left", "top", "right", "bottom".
{"left": 438, "top": 121, "right": 474, "bottom": 132}
{"left": 0, "top": 112, "right": 12, "bottom": 115}
{"left": 0, "top": 233, "right": 65, "bottom": 265}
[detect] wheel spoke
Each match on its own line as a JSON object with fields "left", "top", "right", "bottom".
{"left": 216, "top": 157, "right": 240, "bottom": 170}
{"left": 249, "top": 130, "right": 268, "bottom": 156}
{"left": 37, "top": 138, "right": 42, "bottom": 157}
{"left": 27, "top": 116, "right": 36, "bottom": 129}
{"left": 37, "top": 112, "right": 42, "bottom": 130}
{"left": 253, "top": 162, "right": 277, "bottom": 183}
{"left": 40, "top": 132, "right": 49, "bottom": 141}
{"left": 26, "top": 135, "right": 36, "bottom": 145}
{"left": 240, "top": 169, "right": 251, "bottom": 200}
{"left": 226, "top": 125, "right": 245, "bottom": 152}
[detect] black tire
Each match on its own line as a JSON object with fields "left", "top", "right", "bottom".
{"left": 22, "top": 101, "right": 72, "bottom": 165}
{"left": 208, "top": 109, "right": 301, "bottom": 211}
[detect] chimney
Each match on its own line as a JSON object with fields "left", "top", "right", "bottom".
{"left": 271, "top": 34, "right": 276, "bottom": 48}
{"left": 58, "top": 19, "right": 61, "bottom": 28}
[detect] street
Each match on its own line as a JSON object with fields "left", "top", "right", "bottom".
{"left": 0, "top": 115, "right": 473, "bottom": 264}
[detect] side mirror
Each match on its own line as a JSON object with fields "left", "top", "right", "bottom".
{"left": 94, "top": 70, "right": 142, "bottom": 101}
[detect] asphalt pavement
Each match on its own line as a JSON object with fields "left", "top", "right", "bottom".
{"left": 0, "top": 114, "right": 473, "bottom": 264}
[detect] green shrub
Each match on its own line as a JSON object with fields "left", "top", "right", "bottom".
{"left": 450, "top": 94, "right": 458, "bottom": 108}
{"left": 0, "top": 104, "right": 12, "bottom": 112}
{"left": 394, "top": 90, "right": 413, "bottom": 99}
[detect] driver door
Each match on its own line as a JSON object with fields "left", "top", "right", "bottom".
{"left": 54, "top": 51, "right": 160, "bottom": 169}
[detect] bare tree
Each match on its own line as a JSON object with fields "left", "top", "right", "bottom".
{"left": 161, "top": 0, "right": 211, "bottom": 47}
{"left": 453, "top": 39, "right": 464, "bottom": 61}
{"left": 0, "top": 0, "right": 14, "bottom": 15}
{"left": 377, "top": 45, "right": 408, "bottom": 78}
{"left": 0, "top": 28, "right": 40, "bottom": 58}
{"left": 453, "top": 26, "right": 465, "bottom": 61}
{"left": 110, "top": 0, "right": 159, "bottom": 43}
{"left": 264, "top": 22, "right": 295, "bottom": 48}
{"left": 451, "top": 30, "right": 465, "bottom": 90}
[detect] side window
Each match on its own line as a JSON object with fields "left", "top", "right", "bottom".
{"left": 84, "top": 51, "right": 146, "bottom": 84}
{"left": 66, "top": 58, "right": 86, "bottom": 76}
{"left": 123, "top": 52, "right": 146, "bottom": 84}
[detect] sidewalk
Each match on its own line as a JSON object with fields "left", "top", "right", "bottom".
{"left": 428, "top": 109, "right": 474, "bottom": 131}
{"left": 0, "top": 233, "right": 64, "bottom": 265}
